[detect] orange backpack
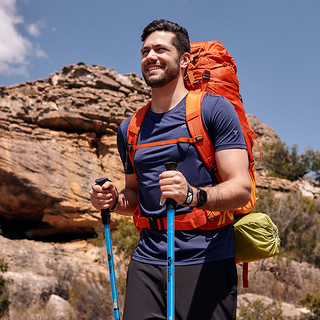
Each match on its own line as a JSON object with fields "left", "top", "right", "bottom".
{"left": 184, "top": 40, "right": 260, "bottom": 215}
{"left": 127, "top": 40, "right": 259, "bottom": 232}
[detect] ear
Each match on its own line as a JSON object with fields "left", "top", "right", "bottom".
{"left": 180, "top": 52, "right": 190, "bottom": 70}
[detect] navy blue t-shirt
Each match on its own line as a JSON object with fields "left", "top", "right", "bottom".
{"left": 117, "top": 93, "right": 247, "bottom": 266}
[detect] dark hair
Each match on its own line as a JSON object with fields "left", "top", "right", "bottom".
{"left": 141, "top": 19, "right": 190, "bottom": 56}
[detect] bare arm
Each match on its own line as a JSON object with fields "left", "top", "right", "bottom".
{"left": 90, "top": 173, "right": 139, "bottom": 216}
{"left": 198, "top": 148, "right": 251, "bottom": 211}
{"left": 159, "top": 149, "right": 251, "bottom": 212}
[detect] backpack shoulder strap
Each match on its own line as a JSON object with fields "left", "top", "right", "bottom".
{"left": 186, "top": 91, "right": 217, "bottom": 173}
{"left": 127, "top": 101, "right": 151, "bottom": 173}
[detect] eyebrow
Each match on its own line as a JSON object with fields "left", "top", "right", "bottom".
{"left": 141, "top": 43, "right": 171, "bottom": 53}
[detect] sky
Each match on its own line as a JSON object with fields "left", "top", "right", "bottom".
{"left": 0, "top": 0, "right": 319, "bottom": 152}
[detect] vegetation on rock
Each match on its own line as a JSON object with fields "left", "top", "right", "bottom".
{"left": 0, "top": 258, "right": 11, "bottom": 318}
{"left": 261, "top": 141, "right": 320, "bottom": 182}
{"left": 300, "top": 292, "right": 320, "bottom": 320}
{"left": 254, "top": 189, "right": 320, "bottom": 267}
{"left": 238, "top": 300, "right": 285, "bottom": 320}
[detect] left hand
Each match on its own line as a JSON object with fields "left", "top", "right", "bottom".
{"left": 158, "top": 170, "right": 189, "bottom": 205}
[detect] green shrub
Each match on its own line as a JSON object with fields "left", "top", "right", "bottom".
{"left": 92, "top": 217, "right": 139, "bottom": 260}
{"left": 91, "top": 224, "right": 106, "bottom": 248}
{"left": 112, "top": 218, "right": 140, "bottom": 260}
{"left": 88, "top": 217, "right": 139, "bottom": 310}
{"left": 301, "top": 149, "right": 320, "bottom": 182}
{"left": 69, "top": 273, "right": 113, "bottom": 320}
{"left": 254, "top": 189, "right": 320, "bottom": 266}
{"left": 238, "top": 300, "right": 285, "bottom": 320}
{"left": 261, "top": 141, "right": 320, "bottom": 182}
{"left": 262, "top": 141, "right": 307, "bottom": 181}
{"left": 300, "top": 292, "right": 320, "bottom": 319}
{"left": 0, "top": 258, "right": 11, "bottom": 318}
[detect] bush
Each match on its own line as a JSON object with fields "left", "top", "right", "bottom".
{"left": 262, "top": 141, "right": 307, "bottom": 181}
{"left": 254, "top": 189, "right": 320, "bottom": 266}
{"left": 301, "top": 149, "right": 320, "bottom": 181}
{"left": 238, "top": 300, "right": 285, "bottom": 320}
{"left": 69, "top": 273, "right": 113, "bottom": 320}
{"left": 0, "top": 258, "right": 11, "bottom": 318}
{"left": 261, "top": 141, "right": 320, "bottom": 182}
{"left": 87, "top": 217, "right": 139, "bottom": 315}
{"left": 112, "top": 218, "right": 140, "bottom": 260}
{"left": 300, "top": 292, "right": 320, "bottom": 319}
{"left": 92, "top": 217, "right": 139, "bottom": 260}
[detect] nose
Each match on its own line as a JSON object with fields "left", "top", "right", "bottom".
{"left": 145, "top": 49, "right": 157, "bottom": 62}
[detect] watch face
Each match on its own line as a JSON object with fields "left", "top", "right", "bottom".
{"left": 199, "top": 189, "right": 207, "bottom": 203}
{"left": 197, "top": 188, "right": 207, "bottom": 207}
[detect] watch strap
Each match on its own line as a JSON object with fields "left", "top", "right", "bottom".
{"left": 182, "top": 183, "right": 193, "bottom": 207}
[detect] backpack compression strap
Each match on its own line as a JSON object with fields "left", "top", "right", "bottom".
{"left": 185, "top": 91, "right": 221, "bottom": 180}
{"left": 126, "top": 102, "right": 151, "bottom": 173}
{"left": 186, "top": 91, "right": 259, "bottom": 215}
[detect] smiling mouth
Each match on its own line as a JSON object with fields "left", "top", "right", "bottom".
{"left": 146, "top": 64, "right": 164, "bottom": 73}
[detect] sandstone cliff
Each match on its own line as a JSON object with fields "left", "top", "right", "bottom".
{"left": 1, "top": 63, "right": 318, "bottom": 239}
{"left": 0, "top": 63, "right": 151, "bottom": 238}
{"left": 1, "top": 63, "right": 319, "bottom": 319}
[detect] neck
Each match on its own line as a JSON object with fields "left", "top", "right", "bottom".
{"left": 150, "top": 77, "right": 188, "bottom": 113}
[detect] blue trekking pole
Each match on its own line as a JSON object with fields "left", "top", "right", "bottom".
{"left": 95, "top": 178, "right": 120, "bottom": 320}
{"left": 164, "top": 162, "right": 178, "bottom": 320}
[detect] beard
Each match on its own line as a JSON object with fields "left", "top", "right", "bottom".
{"left": 142, "top": 58, "right": 180, "bottom": 88}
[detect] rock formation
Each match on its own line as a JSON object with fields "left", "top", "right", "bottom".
{"left": 1, "top": 62, "right": 318, "bottom": 240}
{"left": 0, "top": 63, "right": 150, "bottom": 238}
{"left": 0, "top": 235, "right": 126, "bottom": 320}
{"left": 247, "top": 114, "right": 320, "bottom": 200}
{"left": 0, "top": 63, "right": 319, "bottom": 319}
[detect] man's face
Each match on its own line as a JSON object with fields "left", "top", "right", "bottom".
{"left": 141, "top": 31, "right": 181, "bottom": 88}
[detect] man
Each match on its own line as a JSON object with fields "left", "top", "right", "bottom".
{"left": 90, "top": 19, "right": 251, "bottom": 320}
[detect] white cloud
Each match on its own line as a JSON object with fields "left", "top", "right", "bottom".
{"left": 26, "top": 23, "right": 40, "bottom": 37}
{"left": 34, "top": 42, "right": 48, "bottom": 59}
{"left": 26, "top": 20, "right": 45, "bottom": 37}
{"left": 0, "top": 0, "right": 47, "bottom": 76}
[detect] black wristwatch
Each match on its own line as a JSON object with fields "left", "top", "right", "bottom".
{"left": 196, "top": 187, "right": 207, "bottom": 207}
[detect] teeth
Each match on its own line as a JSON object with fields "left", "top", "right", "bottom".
{"left": 148, "top": 66, "right": 162, "bottom": 71}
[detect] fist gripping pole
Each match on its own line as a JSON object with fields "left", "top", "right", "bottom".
{"left": 164, "top": 162, "right": 178, "bottom": 320}
{"left": 95, "top": 178, "right": 120, "bottom": 320}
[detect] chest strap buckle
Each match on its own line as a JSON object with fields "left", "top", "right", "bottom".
{"left": 147, "top": 217, "right": 165, "bottom": 231}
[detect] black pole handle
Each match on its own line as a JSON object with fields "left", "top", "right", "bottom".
{"left": 164, "top": 162, "right": 178, "bottom": 171}
{"left": 164, "top": 162, "right": 178, "bottom": 210}
{"left": 95, "top": 178, "right": 112, "bottom": 225}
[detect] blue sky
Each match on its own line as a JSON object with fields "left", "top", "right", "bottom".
{"left": 0, "top": 0, "right": 319, "bottom": 152}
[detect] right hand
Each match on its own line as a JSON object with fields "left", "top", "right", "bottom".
{"left": 159, "top": 169, "right": 190, "bottom": 206}
{"left": 89, "top": 180, "right": 118, "bottom": 211}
